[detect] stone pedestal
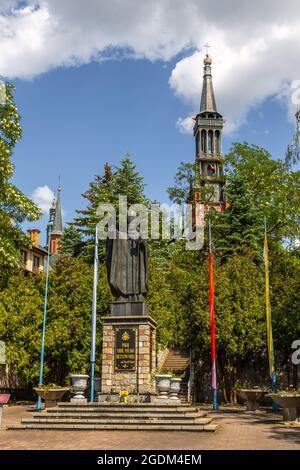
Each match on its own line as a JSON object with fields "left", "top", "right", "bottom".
{"left": 70, "top": 397, "right": 87, "bottom": 404}
{"left": 101, "top": 314, "right": 157, "bottom": 398}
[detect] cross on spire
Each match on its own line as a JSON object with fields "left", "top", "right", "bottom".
{"left": 204, "top": 43, "right": 211, "bottom": 55}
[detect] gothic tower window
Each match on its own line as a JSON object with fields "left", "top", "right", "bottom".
{"left": 207, "top": 163, "right": 215, "bottom": 176}
{"left": 201, "top": 130, "right": 206, "bottom": 153}
{"left": 208, "top": 130, "right": 214, "bottom": 153}
{"left": 216, "top": 130, "right": 221, "bottom": 154}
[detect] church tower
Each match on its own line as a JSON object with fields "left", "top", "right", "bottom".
{"left": 193, "top": 53, "right": 226, "bottom": 213}
{"left": 46, "top": 185, "right": 63, "bottom": 255}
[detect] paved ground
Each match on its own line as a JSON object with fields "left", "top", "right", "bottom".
{"left": 0, "top": 404, "right": 299, "bottom": 450}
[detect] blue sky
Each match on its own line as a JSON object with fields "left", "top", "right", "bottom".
{"left": 12, "top": 57, "right": 295, "bottom": 243}
{"left": 1, "top": 1, "right": 299, "bottom": 244}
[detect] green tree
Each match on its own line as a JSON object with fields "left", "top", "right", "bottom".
{"left": 0, "top": 270, "right": 44, "bottom": 385}
{"left": 0, "top": 257, "right": 111, "bottom": 387}
{"left": 226, "top": 142, "right": 300, "bottom": 242}
{"left": 61, "top": 224, "right": 85, "bottom": 258}
{"left": 73, "top": 155, "right": 148, "bottom": 262}
{"left": 214, "top": 254, "right": 266, "bottom": 400}
{"left": 44, "top": 257, "right": 111, "bottom": 384}
{"left": 214, "top": 171, "right": 262, "bottom": 261}
{"left": 0, "top": 82, "right": 41, "bottom": 267}
{"left": 270, "top": 245, "right": 300, "bottom": 369}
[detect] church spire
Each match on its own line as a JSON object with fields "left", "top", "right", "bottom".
{"left": 193, "top": 51, "right": 226, "bottom": 213}
{"left": 46, "top": 183, "right": 63, "bottom": 255}
{"left": 52, "top": 185, "right": 62, "bottom": 235}
{"left": 200, "top": 54, "right": 217, "bottom": 113}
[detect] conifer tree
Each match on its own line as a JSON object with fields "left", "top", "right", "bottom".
{"left": 61, "top": 224, "right": 85, "bottom": 258}
{"left": 73, "top": 154, "right": 148, "bottom": 262}
{"left": 214, "top": 171, "right": 262, "bottom": 261}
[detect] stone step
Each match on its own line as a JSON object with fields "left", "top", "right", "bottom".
{"left": 7, "top": 423, "right": 217, "bottom": 432}
{"left": 162, "top": 364, "right": 189, "bottom": 368}
{"left": 50, "top": 407, "right": 196, "bottom": 414}
{"left": 56, "top": 403, "right": 197, "bottom": 411}
{"left": 162, "top": 359, "right": 189, "bottom": 363}
{"left": 163, "top": 362, "right": 189, "bottom": 365}
{"left": 40, "top": 410, "right": 206, "bottom": 416}
{"left": 21, "top": 417, "right": 212, "bottom": 425}
{"left": 28, "top": 411, "right": 207, "bottom": 420}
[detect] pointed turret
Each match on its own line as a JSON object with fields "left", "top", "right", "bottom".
{"left": 200, "top": 54, "right": 217, "bottom": 113}
{"left": 46, "top": 184, "right": 63, "bottom": 255}
{"left": 52, "top": 185, "right": 62, "bottom": 235}
{"left": 46, "top": 196, "right": 56, "bottom": 247}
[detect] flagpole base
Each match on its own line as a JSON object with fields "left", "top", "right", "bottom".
{"left": 212, "top": 389, "right": 218, "bottom": 411}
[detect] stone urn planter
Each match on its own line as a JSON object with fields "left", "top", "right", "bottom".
{"left": 267, "top": 394, "right": 300, "bottom": 421}
{"left": 236, "top": 389, "right": 268, "bottom": 411}
{"left": 70, "top": 374, "right": 89, "bottom": 403}
{"left": 34, "top": 387, "right": 69, "bottom": 409}
{"left": 169, "top": 378, "right": 182, "bottom": 401}
{"left": 155, "top": 374, "right": 172, "bottom": 399}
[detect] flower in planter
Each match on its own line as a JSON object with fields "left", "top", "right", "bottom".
{"left": 119, "top": 389, "right": 129, "bottom": 403}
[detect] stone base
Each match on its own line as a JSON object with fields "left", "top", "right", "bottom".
{"left": 282, "top": 407, "right": 298, "bottom": 421}
{"left": 101, "top": 313, "right": 157, "bottom": 396}
{"left": 111, "top": 301, "right": 148, "bottom": 316}
{"left": 70, "top": 397, "right": 87, "bottom": 404}
{"left": 98, "top": 393, "right": 151, "bottom": 403}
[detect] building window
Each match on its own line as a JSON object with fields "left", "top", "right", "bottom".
{"left": 208, "top": 130, "right": 214, "bottom": 153}
{"left": 216, "top": 130, "right": 221, "bottom": 154}
{"left": 207, "top": 163, "right": 215, "bottom": 176}
{"left": 20, "top": 250, "right": 27, "bottom": 267}
{"left": 201, "top": 130, "right": 206, "bottom": 153}
{"left": 33, "top": 255, "right": 40, "bottom": 273}
{"left": 196, "top": 131, "right": 199, "bottom": 156}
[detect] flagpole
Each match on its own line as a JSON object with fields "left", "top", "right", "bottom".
{"left": 208, "top": 219, "right": 218, "bottom": 411}
{"left": 264, "top": 216, "right": 278, "bottom": 410}
{"left": 37, "top": 222, "right": 52, "bottom": 410}
{"left": 90, "top": 225, "right": 99, "bottom": 402}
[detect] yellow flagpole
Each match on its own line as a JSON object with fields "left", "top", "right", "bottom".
{"left": 263, "top": 217, "right": 277, "bottom": 400}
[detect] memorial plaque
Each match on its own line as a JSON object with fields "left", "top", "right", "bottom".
{"left": 115, "top": 328, "right": 136, "bottom": 371}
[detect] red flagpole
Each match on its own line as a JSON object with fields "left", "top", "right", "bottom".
{"left": 209, "top": 219, "right": 218, "bottom": 410}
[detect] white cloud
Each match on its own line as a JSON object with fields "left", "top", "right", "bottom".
{"left": 31, "top": 185, "right": 54, "bottom": 214}
{"left": 176, "top": 115, "right": 195, "bottom": 135}
{"left": 1, "top": 1, "right": 300, "bottom": 132}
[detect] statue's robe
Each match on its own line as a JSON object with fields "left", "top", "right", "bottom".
{"left": 106, "top": 233, "right": 148, "bottom": 302}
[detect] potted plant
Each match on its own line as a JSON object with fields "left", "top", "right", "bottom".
{"left": 34, "top": 384, "right": 69, "bottom": 409}
{"left": 152, "top": 370, "right": 173, "bottom": 399}
{"left": 267, "top": 389, "right": 300, "bottom": 421}
{"left": 235, "top": 382, "right": 270, "bottom": 411}
{"left": 70, "top": 369, "right": 89, "bottom": 402}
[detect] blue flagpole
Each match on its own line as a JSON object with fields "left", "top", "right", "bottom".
{"left": 90, "top": 225, "right": 99, "bottom": 402}
{"left": 37, "top": 223, "right": 52, "bottom": 410}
